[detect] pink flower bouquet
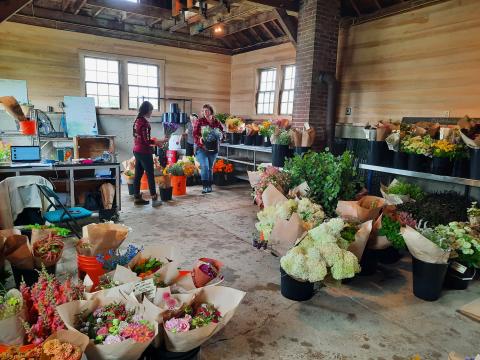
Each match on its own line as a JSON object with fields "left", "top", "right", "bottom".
{"left": 191, "top": 258, "right": 223, "bottom": 288}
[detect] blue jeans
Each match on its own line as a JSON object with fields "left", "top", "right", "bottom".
{"left": 196, "top": 148, "right": 217, "bottom": 182}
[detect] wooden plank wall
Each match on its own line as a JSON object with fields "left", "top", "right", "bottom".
{"left": 337, "top": 0, "right": 480, "bottom": 125}
{"left": 0, "top": 22, "right": 231, "bottom": 114}
{"left": 230, "top": 42, "right": 296, "bottom": 120}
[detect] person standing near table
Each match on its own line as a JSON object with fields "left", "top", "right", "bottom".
{"left": 193, "top": 104, "right": 223, "bottom": 194}
{"left": 132, "top": 101, "right": 166, "bottom": 207}
{"left": 185, "top": 113, "right": 198, "bottom": 156}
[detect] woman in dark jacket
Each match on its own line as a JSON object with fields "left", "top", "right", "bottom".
{"left": 132, "top": 101, "right": 165, "bottom": 207}
{"left": 193, "top": 104, "right": 224, "bottom": 194}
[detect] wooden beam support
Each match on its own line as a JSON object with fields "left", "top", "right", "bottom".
{"left": 242, "top": 0, "right": 298, "bottom": 12}
{"left": 260, "top": 22, "right": 274, "bottom": 39}
{"left": 268, "top": 19, "right": 283, "bottom": 36}
{"left": 73, "top": 0, "right": 88, "bottom": 15}
{"left": 86, "top": 0, "right": 171, "bottom": 19}
{"left": 62, "top": 0, "right": 74, "bottom": 12}
{"left": 234, "top": 30, "right": 251, "bottom": 46}
{"left": 232, "top": 35, "right": 289, "bottom": 53}
{"left": 247, "top": 26, "right": 262, "bottom": 42}
{"left": 0, "top": 0, "right": 31, "bottom": 23}
{"left": 13, "top": 6, "right": 231, "bottom": 54}
{"left": 92, "top": 6, "right": 104, "bottom": 17}
{"left": 273, "top": 7, "right": 296, "bottom": 46}
{"left": 222, "top": 10, "right": 276, "bottom": 36}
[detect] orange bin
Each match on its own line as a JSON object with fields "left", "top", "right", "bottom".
{"left": 19, "top": 120, "right": 36, "bottom": 135}
{"left": 171, "top": 175, "right": 187, "bottom": 196}
{"left": 77, "top": 254, "right": 107, "bottom": 290}
{"left": 140, "top": 173, "right": 149, "bottom": 190}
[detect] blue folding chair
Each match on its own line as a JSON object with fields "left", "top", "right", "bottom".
{"left": 36, "top": 184, "right": 93, "bottom": 238}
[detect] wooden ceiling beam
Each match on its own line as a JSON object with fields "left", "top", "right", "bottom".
{"left": 273, "top": 7, "right": 296, "bottom": 46}
{"left": 222, "top": 10, "right": 276, "bottom": 36}
{"left": 234, "top": 30, "right": 252, "bottom": 46}
{"left": 232, "top": 35, "right": 289, "bottom": 54}
{"left": 13, "top": 6, "right": 231, "bottom": 54}
{"left": 349, "top": 0, "right": 361, "bottom": 16}
{"left": 86, "top": 0, "right": 171, "bottom": 19}
{"left": 92, "top": 6, "right": 104, "bottom": 17}
{"left": 73, "top": 0, "right": 88, "bottom": 15}
{"left": 62, "top": 0, "right": 74, "bottom": 12}
{"left": 268, "top": 19, "right": 284, "bottom": 36}
{"left": 0, "top": 0, "right": 31, "bottom": 23}
{"left": 247, "top": 26, "right": 262, "bottom": 42}
{"left": 260, "top": 22, "right": 274, "bottom": 39}
{"left": 243, "top": 0, "right": 298, "bottom": 12}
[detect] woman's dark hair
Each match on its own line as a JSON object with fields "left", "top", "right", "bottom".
{"left": 138, "top": 101, "right": 154, "bottom": 118}
{"left": 202, "top": 104, "right": 214, "bottom": 116}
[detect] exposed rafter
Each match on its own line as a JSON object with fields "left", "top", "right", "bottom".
{"left": 13, "top": 6, "right": 231, "bottom": 54}
{"left": 260, "top": 22, "right": 274, "bottom": 39}
{"left": 243, "top": 0, "right": 298, "bottom": 12}
{"left": 232, "top": 35, "right": 289, "bottom": 54}
{"left": 92, "top": 6, "right": 104, "bottom": 17}
{"left": 273, "top": 8, "right": 296, "bottom": 46}
{"left": 86, "top": 0, "right": 171, "bottom": 20}
{"left": 0, "top": 0, "right": 31, "bottom": 23}
{"left": 222, "top": 10, "right": 276, "bottom": 36}
{"left": 73, "top": 0, "right": 88, "bottom": 15}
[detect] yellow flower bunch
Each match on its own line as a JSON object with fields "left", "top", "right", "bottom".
{"left": 432, "top": 139, "right": 463, "bottom": 159}
{"left": 432, "top": 139, "right": 456, "bottom": 153}
{"left": 182, "top": 162, "right": 196, "bottom": 177}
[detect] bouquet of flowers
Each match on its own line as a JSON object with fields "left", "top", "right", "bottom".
{"left": 252, "top": 166, "right": 291, "bottom": 208}
{"left": 215, "top": 113, "right": 229, "bottom": 124}
{"left": 0, "top": 289, "right": 25, "bottom": 345}
{"left": 182, "top": 161, "right": 196, "bottom": 177}
{"left": 166, "top": 162, "right": 185, "bottom": 176}
{"left": 20, "top": 268, "right": 85, "bottom": 344}
{"left": 467, "top": 201, "right": 480, "bottom": 226}
{"left": 0, "top": 141, "right": 11, "bottom": 162}
{"left": 191, "top": 258, "right": 223, "bottom": 288}
{"left": 132, "top": 257, "right": 163, "bottom": 278}
{"left": 57, "top": 296, "right": 157, "bottom": 360}
{"left": 201, "top": 126, "right": 222, "bottom": 152}
{"left": 96, "top": 244, "right": 142, "bottom": 271}
{"left": 259, "top": 121, "right": 273, "bottom": 138}
{"left": 26, "top": 224, "right": 71, "bottom": 241}
{"left": 280, "top": 218, "right": 361, "bottom": 283}
{"left": 401, "top": 135, "right": 433, "bottom": 156}
{"left": 225, "top": 117, "right": 245, "bottom": 133}
{"left": 77, "top": 223, "right": 129, "bottom": 257}
{"left": 161, "top": 286, "right": 245, "bottom": 352}
{"left": 128, "top": 245, "right": 180, "bottom": 285}
{"left": 245, "top": 123, "right": 259, "bottom": 136}
{"left": 32, "top": 234, "right": 64, "bottom": 268}
{"left": 401, "top": 225, "right": 451, "bottom": 264}
{"left": 431, "top": 139, "right": 465, "bottom": 160}
{"left": 213, "top": 159, "right": 234, "bottom": 174}
{"left": 380, "top": 179, "right": 424, "bottom": 205}
{"left": 163, "top": 122, "right": 180, "bottom": 138}
{"left": 435, "top": 222, "right": 480, "bottom": 268}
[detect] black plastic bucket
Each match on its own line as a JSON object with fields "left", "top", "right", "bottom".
{"left": 367, "top": 141, "right": 385, "bottom": 166}
{"left": 470, "top": 148, "right": 480, "bottom": 180}
{"left": 244, "top": 135, "right": 255, "bottom": 146}
{"left": 262, "top": 137, "right": 271, "bottom": 147}
{"left": 431, "top": 157, "right": 453, "bottom": 176}
{"left": 452, "top": 158, "right": 469, "bottom": 178}
{"left": 12, "top": 264, "right": 56, "bottom": 288}
{"left": 255, "top": 135, "right": 264, "bottom": 146}
{"left": 127, "top": 183, "right": 134, "bottom": 195}
{"left": 213, "top": 173, "right": 229, "bottom": 186}
{"left": 393, "top": 151, "right": 408, "bottom": 169}
{"left": 160, "top": 187, "right": 173, "bottom": 201}
{"left": 412, "top": 257, "right": 448, "bottom": 301}
{"left": 376, "top": 247, "right": 403, "bottom": 264}
{"left": 280, "top": 267, "right": 314, "bottom": 301}
{"left": 272, "top": 144, "right": 290, "bottom": 167}
{"left": 294, "top": 147, "right": 311, "bottom": 156}
{"left": 408, "top": 154, "right": 430, "bottom": 172}
{"left": 359, "top": 248, "right": 378, "bottom": 276}
{"left": 444, "top": 262, "right": 476, "bottom": 290}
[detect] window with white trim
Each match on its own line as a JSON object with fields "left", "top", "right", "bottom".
{"left": 128, "top": 62, "right": 159, "bottom": 110}
{"left": 84, "top": 57, "right": 120, "bottom": 108}
{"left": 256, "top": 68, "right": 277, "bottom": 115}
{"left": 280, "top": 65, "right": 295, "bottom": 115}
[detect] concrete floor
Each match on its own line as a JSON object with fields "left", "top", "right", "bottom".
{"left": 61, "top": 183, "right": 480, "bottom": 359}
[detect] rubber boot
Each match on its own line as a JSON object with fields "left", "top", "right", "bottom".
{"left": 134, "top": 194, "right": 149, "bottom": 205}
{"left": 151, "top": 194, "right": 162, "bottom": 208}
{"left": 207, "top": 180, "right": 213, "bottom": 193}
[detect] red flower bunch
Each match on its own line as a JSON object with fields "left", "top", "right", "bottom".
{"left": 20, "top": 269, "right": 85, "bottom": 345}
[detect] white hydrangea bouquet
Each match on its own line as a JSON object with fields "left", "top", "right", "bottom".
{"left": 280, "top": 218, "right": 361, "bottom": 283}
{"left": 255, "top": 198, "right": 325, "bottom": 243}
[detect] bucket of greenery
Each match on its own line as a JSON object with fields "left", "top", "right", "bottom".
{"left": 280, "top": 218, "right": 361, "bottom": 301}
{"left": 435, "top": 221, "right": 479, "bottom": 290}
{"left": 402, "top": 225, "right": 450, "bottom": 301}
{"left": 271, "top": 129, "right": 292, "bottom": 167}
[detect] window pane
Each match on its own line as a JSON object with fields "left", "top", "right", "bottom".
{"left": 138, "top": 64, "right": 148, "bottom": 76}
{"left": 89, "top": 95, "right": 98, "bottom": 106}
{"left": 85, "top": 70, "right": 96, "bottom": 82}
{"left": 149, "top": 98, "right": 158, "bottom": 110}
{"left": 98, "top": 83, "right": 109, "bottom": 95}
{"left": 138, "top": 76, "right": 148, "bottom": 86}
{"left": 108, "top": 60, "right": 118, "bottom": 73}
{"left": 85, "top": 58, "right": 96, "bottom": 70}
{"left": 110, "top": 97, "right": 120, "bottom": 108}
{"left": 86, "top": 82, "right": 97, "bottom": 95}
{"left": 98, "top": 95, "right": 109, "bottom": 107}
{"left": 109, "top": 84, "right": 119, "bottom": 96}
{"left": 108, "top": 72, "right": 118, "bottom": 84}
{"left": 147, "top": 77, "right": 157, "bottom": 87}
{"left": 148, "top": 88, "right": 158, "bottom": 97}
{"left": 129, "top": 98, "right": 137, "bottom": 109}
{"left": 258, "top": 92, "right": 264, "bottom": 104}
{"left": 147, "top": 65, "right": 157, "bottom": 77}
{"left": 128, "top": 63, "right": 137, "bottom": 75}
{"left": 97, "top": 59, "right": 108, "bottom": 71}
{"left": 128, "top": 74, "right": 137, "bottom": 86}
{"left": 129, "top": 86, "right": 138, "bottom": 97}
{"left": 97, "top": 71, "right": 108, "bottom": 83}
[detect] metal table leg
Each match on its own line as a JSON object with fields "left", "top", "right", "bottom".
{"left": 69, "top": 169, "right": 75, "bottom": 207}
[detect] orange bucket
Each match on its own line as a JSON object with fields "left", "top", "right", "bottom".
{"left": 140, "top": 173, "right": 149, "bottom": 190}
{"left": 77, "top": 254, "right": 106, "bottom": 290}
{"left": 19, "top": 120, "right": 36, "bottom": 135}
{"left": 171, "top": 175, "right": 186, "bottom": 196}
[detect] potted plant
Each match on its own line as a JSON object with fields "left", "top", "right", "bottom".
{"left": 244, "top": 123, "right": 259, "bottom": 146}
{"left": 401, "top": 135, "right": 433, "bottom": 172}
{"left": 271, "top": 129, "right": 292, "bottom": 167}
{"left": 213, "top": 159, "right": 234, "bottom": 186}
{"left": 159, "top": 174, "right": 173, "bottom": 201}
{"left": 435, "top": 221, "right": 479, "bottom": 290}
{"left": 280, "top": 218, "right": 361, "bottom": 301}
{"left": 259, "top": 121, "right": 273, "bottom": 147}
{"left": 201, "top": 126, "right": 222, "bottom": 152}
{"left": 166, "top": 162, "right": 187, "bottom": 196}
{"left": 122, "top": 170, "right": 135, "bottom": 195}
{"left": 402, "top": 225, "right": 451, "bottom": 301}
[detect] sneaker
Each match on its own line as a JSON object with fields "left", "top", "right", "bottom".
{"left": 202, "top": 186, "right": 208, "bottom": 194}
{"left": 151, "top": 198, "right": 163, "bottom": 207}
{"left": 134, "top": 197, "right": 149, "bottom": 205}
{"left": 207, "top": 185, "right": 213, "bottom": 193}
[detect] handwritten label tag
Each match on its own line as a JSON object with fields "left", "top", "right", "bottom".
{"left": 451, "top": 261, "right": 467, "bottom": 274}
{"left": 134, "top": 279, "right": 156, "bottom": 301}
{"left": 304, "top": 122, "right": 310, "bottom": 130}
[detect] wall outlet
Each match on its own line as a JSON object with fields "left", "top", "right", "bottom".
{"left": 345, "top": 107, "right": 352, "bottom": 116}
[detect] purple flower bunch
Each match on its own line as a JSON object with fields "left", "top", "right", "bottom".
{"left": 164, "top": 123, "right": 180, "bottom": 138}
{"left": 96, "top": 244, "right": 142, "bottom": 271}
